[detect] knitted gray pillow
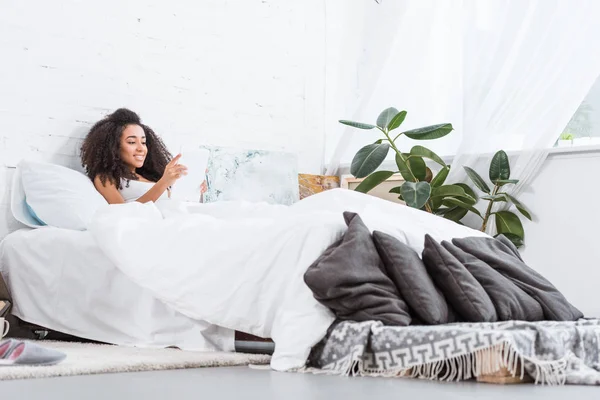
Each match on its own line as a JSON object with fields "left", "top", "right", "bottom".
{"left": 422, "top": 235, "right": 497, "bottom": 322}
{"left": 452, "top": 236, "right": 583, "bottom": 321}
{"left": 373, "top": 231, "right": 452, "bottom": 325}
{"left": 441, "top": 241, "right": 544, "bottom": 321}
{"left": 304, "top": 212, "right": 412, "bottom": 326}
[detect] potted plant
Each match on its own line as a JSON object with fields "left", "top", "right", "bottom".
{"left": 557, "top": 133, "right": 574, "bottom": 147}
{"left": 340, "top": 107, "right": 479, "bottom": 223}
{"left": 463, "top": 150, "right": 533, "bottom": 247}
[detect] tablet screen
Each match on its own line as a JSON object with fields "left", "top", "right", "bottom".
{"left": 170, "top": 148, "right": 210, "bottom": 202}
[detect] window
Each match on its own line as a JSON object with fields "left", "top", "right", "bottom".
{"left": 557, "top": 75, "right": 600, "bottom": 147}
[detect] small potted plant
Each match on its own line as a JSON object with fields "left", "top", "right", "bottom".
{"left": 557, "top": 133, "right": 574, "bottom": 147}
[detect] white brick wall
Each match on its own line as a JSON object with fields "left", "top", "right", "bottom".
{"left": 0, "top": 0, "right": 326, "bottom": 237}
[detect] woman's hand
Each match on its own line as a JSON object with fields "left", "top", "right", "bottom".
{"left": 160, "top": 154, "right": 188, "bottom": 187}
{"left": 200, "top": 168, "right": 209, "bottom": 194}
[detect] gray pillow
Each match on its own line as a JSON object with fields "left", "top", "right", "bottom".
{"left": 422, "top": 235, "right": 497, "bottom": 322}
{"left": 495, "top": 234, "right": 524, "bottom": 261}
{"left": 372, "top": 231, "right": 451, "bottom": 325}
{"left": 441, "top": 241, "right": 544, "bottom": 321}
{"left": 304, "top": 212, "right": 412, "bottom": 326}
{"left": 452, "top": 237, "right": 583, "bottom": 321}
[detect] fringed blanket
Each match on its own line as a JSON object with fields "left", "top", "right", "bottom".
{"left": 306, "top": 319, "right": 600, "bottom": 385}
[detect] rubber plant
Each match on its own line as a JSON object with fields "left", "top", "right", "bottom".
{"left": 463, "top": 150, "right": 533, "bottom": 247}
{"left": 341, "top": 107, "right": 480, "bottom": 223}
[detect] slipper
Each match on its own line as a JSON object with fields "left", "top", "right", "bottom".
{"left": 0, "top": 339, "right": 66, "bottom": 366}
{"left": 0, "top": 339, "right": 17, "bottom": 358}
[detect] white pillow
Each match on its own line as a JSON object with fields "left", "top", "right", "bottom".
{"left": 10, "top": 166, "right": 45, "bottom": 229}
{"left": 18, "top": 160, "right": 108, "bottom": 230}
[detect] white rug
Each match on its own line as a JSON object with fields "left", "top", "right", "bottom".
{"left": 0, "top": 341, "right": 271, "bottom": 381}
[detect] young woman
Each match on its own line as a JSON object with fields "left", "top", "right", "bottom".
{"left": 81, "top": 108, "right": 203, "bottom": 204}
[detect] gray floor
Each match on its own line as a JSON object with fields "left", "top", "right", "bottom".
{"left": 1, "top": 366, "right": 598, "bottom": 400}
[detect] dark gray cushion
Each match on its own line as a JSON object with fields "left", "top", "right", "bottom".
{"left": 452, "top": 237, "right": 583, "bottom": 321}
{"left": 372, "top": 231, "right": 451, "bottom": 325}
{"left": 304, "top": 212, "right": 412, "bottom": 326}
{"left": 422, "top": 234, "right": 497, "bottom": 322}
{"left": 495, "top": 234, "right": 524, "bottom": 261}
{"left": 441, "top": 241, "right": 544, "bottom": 321}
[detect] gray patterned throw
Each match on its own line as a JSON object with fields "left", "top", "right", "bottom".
{"left": 306, "top": 319, "right": 600, "bottom": 385}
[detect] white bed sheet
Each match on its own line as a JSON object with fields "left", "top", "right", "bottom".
{"left": 0, "top": 227, "right": 234, "bottom": 352}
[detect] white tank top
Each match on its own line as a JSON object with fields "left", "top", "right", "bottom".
{"left": 119, "top": 179, "right": 170, "bottom": 203}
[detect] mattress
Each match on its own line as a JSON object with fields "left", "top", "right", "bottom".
{"left": 0, "top": 228, "right": 234, "bottom": 352}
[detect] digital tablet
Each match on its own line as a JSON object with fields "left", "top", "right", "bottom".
{"left": 169, "top": 147, "right": 210, "bottom": 202}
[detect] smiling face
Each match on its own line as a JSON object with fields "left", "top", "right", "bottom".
{"left": 120, "top": 124, "right": 147, "bottom": 171}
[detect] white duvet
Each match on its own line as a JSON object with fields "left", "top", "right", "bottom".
{"left": 89, "top": 189, "right": 487, "bottom": 371}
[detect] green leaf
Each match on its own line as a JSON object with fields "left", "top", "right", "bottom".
{"left": 354, "top": 171, "right": 395, "bottom": 194}
{"left": 454, "top": 183, "right": 478, "bottom": 202}
{"left": 431, "top": 167, "right": 449, "bottom": 188}
{"left": 463, "top": 166, "right": 491, "bottom": 194}
{"left": 431, "top": 185, "right": 476, "bottom": 204}
{"left": 461, "top": 196, "right": 477, "bottom": 206}
{"left": 495, "top": 179, "right": 520, "bottom": 186}
{"left": 351, "top": 143, "right": 390, "bottom": 178}
{"left": 431, "top": 195, "right": 443, "bottom": 211}
{"left": 408, "top": 156, "right": 426, "bottom": 181}
{"left": 389, "top": 186, "right": 402, "bottom": 195}
{"left": 431, "top": 184, "right": 468, "bottom": 198}
{"left": 495, "top": 233, "right": 524, "bottom": 248}
{"left": 410, "top": 146, "right": 447, "bottom": 167}
{"left": 489, "top": 150, "right": 510, "bottom": 182}
{"left": 395, "top": 153, "right": 416, "bottom": 182}
{"left": 481, "top": 194, "right": 509, "bottom": 202}
{"left": 504, "top": 194, "right": 532, "bottom": 221}
{"left": 401, "top": 181, "right": 431, "bottom": 209}
{"left": 387, "top": 110, "right": 407, "bottom": 131}
{"left": 444, "top": 207, "right": 469, "bottom": 222}
{"left": 339, "top": 120, "right": 377, "bottom": 130}
{"left": 373, "top": 139, "right": 384, "bottom": 145}
{"left": 376, "top": 107, "right": 400, "bottom": 130}
{"left": 442, "top": 198, "right": 482, "bottom": 218}
{"left": 495, "top": 211, "right": 524, "bottom": 239}
{"left": 403, "top": 123, "right": 454, "bottom": 140}
{"left": 435, "top": 207, "right": 455, "bottom": 216}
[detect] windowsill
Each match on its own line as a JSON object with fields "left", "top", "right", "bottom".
{"left": 334, "top": 144, "right": 600, "bottom": 175}
{"left": 548, "top": 143, "right": 600, "bottom": 157}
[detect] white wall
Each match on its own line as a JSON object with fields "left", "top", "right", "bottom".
{"left": 519, "top": 148, "right": 600, "bottom": 318}
{"left": 0, "top": 0, "right": 326, "bottom": 236}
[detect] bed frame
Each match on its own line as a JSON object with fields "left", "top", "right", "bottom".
{"left": 6, "top": 315, "right": 275, "bottom": 355}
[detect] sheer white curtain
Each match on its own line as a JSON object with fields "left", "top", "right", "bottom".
{"left": 324, "top": 0, "right": 464, "bottom": 175}
{"left": 449, "top": 0, "right": 600, "bottom": 233}
{"left": 323, "top": 0, "right": 407, "bottom": 176}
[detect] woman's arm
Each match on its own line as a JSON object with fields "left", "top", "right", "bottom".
{"left": 93, "top": 177, "right": 126, "bottom": 204}
{"left": 93, "top": 176, "right": 169, "bottom": 204}
{"left": 93, "top": 155, "right": 187, "bottom": 205}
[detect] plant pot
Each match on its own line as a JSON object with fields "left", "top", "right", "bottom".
{"left": 556, "top": 139, "right": 572, "bottom": 147}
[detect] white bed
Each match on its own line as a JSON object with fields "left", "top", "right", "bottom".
{"left": 2, "top": 159, "right": 489, "bottom": 370}
{"left": 0, "top": 227, "right": 235, "bottom": 352}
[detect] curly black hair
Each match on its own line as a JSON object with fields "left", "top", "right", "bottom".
{"left": 80, "top": 108, "right": 172, "bottom": 189}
